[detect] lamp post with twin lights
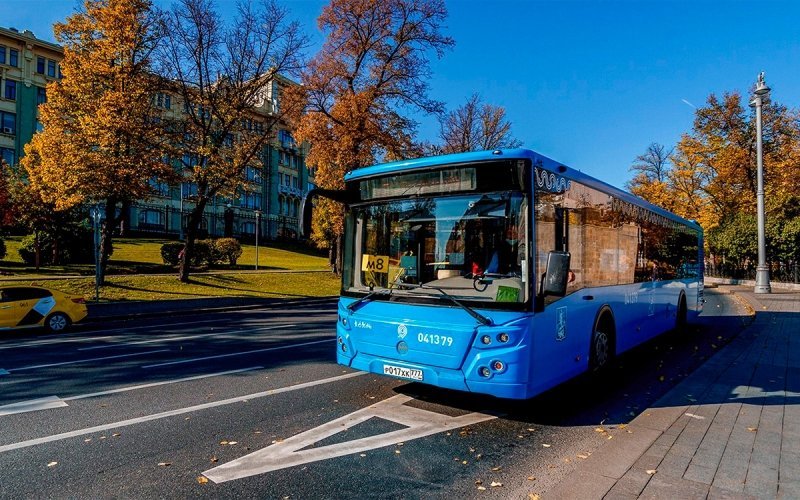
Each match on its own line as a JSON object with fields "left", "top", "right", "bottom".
{"left": 750, "top": 72, "right": 771, "bottom": 294}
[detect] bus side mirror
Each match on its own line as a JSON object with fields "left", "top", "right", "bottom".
{"left": 300, "top": 188, "right": 359, "bottom": 238}
{"left": 541, "top": 251, "right": 571, "bottom": 297}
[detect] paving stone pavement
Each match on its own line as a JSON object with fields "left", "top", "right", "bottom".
{"left": 545, "top": 286, "right": 800, "bottom": 499}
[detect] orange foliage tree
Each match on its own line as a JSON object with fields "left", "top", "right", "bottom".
{"left": 21, "top": 0, "right": 174, "bottom": 282}
{"left": 285, "top": 0, "right": 454, "bottom": 272}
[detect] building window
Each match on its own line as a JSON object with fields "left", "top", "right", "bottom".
{"left": 245, "top": 166, "right": 262, "bottom": 184}
{"left": 284, "top": 174, "right": 290, "bottom": 187}
{"left": 278, "top": 173, "right": 283, "bottom": 186}
{"left": 47, "top": 60, "right": 56, "bottom": 78}
{"left": 9, "top": 49, "right": 18, "bottom": 67}
{"left": 292, "top": 176, "right": 298, "bottom": 189}
{"left": 154, "top": 92, "right": 171, "bottom": 110}
{"left": 0, "top": 46, "right": 5, "bottom": 65}
{"left": 0, "top": 147, "right": 14, "bottom": 166}
{"left": 4, "top": 80, "right": 16, "bottom": 100}
{"left": 36, "top": 57, "right": 45, "bottom": 74}
{"left": 36, "top": 87, "right": 47, "bottom": 104}
{"left": 138, "top": 209, "right": 164, "bottom": 227}
{"left": 0, "top": 111, "right": 15, "bottom": 135}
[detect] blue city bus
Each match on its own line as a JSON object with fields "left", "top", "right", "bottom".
{"left": 303, "top": 149, "right": 703, "bottom": 399}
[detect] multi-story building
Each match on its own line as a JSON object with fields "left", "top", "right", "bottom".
{"left": 0, "top": 26, "right": 315, "bottom": 241}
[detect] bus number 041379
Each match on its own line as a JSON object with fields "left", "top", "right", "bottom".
{"left": 418, "top": 333, "right": 454, "bottom": 347}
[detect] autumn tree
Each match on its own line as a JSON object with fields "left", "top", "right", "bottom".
{"left": 22, "top": 0, "right": 174, "bottom": 282}
{"left": 285, "top": 0, "right": 454, "bottom": 272}
{"left": 626, "top": 142, "right": 675, "bottom": 211}
{"left": 437, "top": 93, "right": 522, "bottom": 154}
{"left": 157, "top": 0, "right": 306, "bottom": 282}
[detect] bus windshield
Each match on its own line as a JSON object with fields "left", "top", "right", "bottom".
{"left": 342, "top": 191, "right": 530, "bottom": 307}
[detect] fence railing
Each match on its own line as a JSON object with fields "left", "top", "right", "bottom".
{"left": 705, "top": 263, "right": 800, "bottom": 284}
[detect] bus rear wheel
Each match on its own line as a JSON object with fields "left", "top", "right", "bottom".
{"left": 676, "top": 294, "right": 688, "bottom": 330}
{"left": 590, "top": 311, "right": 615, "bottom": 373}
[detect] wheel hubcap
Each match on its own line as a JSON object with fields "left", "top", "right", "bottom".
{"left": 50, "top": 315, "right": 67, "bottom": 331}
{"left": 595, "top": 331, "right": 609, "bottom": 367}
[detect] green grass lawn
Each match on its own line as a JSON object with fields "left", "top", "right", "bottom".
{"left": 0, "top": 271, "right": 340, "bottom": 302}
{"left": 0, "top": 236, "right": 337, "bottom": 302}
{"left": 1, "top": 236, "right": 329, "bottom": 276}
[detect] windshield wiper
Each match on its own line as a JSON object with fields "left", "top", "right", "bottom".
{"left": 406, "top": 282, "right": 492, "bottom": 326}
{"left": 347, "top": 289, "right": 391, "bottom": 313}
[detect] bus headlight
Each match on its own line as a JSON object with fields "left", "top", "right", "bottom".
{"left": 479, "top": 366, "right": 491, "bottom": 378}
{"left": 497, "top": 333, "right": 510, "bottom": 343}
{"left": 481, "top": 335, "right": 491, "bottom": 345}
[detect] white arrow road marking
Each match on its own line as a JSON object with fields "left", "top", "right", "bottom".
{"left": 0, "top": 372, "right": 364, "bottom": 453}
{"left": 203, "top": 394, "right": 499, "bottom": 483}
{"left": 0, "top": 396, "right": 68, "bottom": 416}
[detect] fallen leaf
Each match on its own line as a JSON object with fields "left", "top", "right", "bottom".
{"left": 542, "top": 443, "right": 551, "bottom": 448}
{"left": 360, "top": 454, "right": 366, "bottom": 457}
{"left": 47, "top": 462, "right": 58, "bottom": 467}
{"left": 685, "top": 413, "right": 705, "bottom": 420}
{"left": 210, "top": 457, "right": 218, "bottom": 463}
{"left": 607, "top": 435, "right": 613, "bottom": 440}
{"left": 476, "top": 454, "right": 483, "bottom": 460}
{"left": 84, "top": 439, "right": 92, "bottom": 443}
{"left": 462, "top": 460, "right": 468, "bottom": 465}
{"left": 99, "top": 436, "right": 107, "bottom": 440}
{"left": 529, "top": 494, "right": 540, "bottom": 500}
{"left": 659, "top": 375, "right": 665, "bottom": 382}
{"left": 646, "top": 469, "right": 657, "bottom": 475}
{"left": 395, "top": 450, "right": 401, "bottom": 454}
{"left": 158, "top": 462, "right": 171, "bottom": 467}
{"left": 197, "top": 476, "right": 209, "bottom": 484}
{"left": 747, "top": 427, "right": 757, "bottom": 432}
{"left": 228, "top": 441, "right": 238, "bottom": 445}
{"left": 477, "top": 486, "right": 486, "bottom": 491}
{"left": 220, "top": 441, "right": 229, "bottom": 445}
{"left": 527, "top": 428, "right": 536, "bottom": 432}
{"left": 594, "top": 427, "right": 606, "bottom": 433}
{"left": 112, "top": 433, "right": 121, "bottom": 437}
{"left": 469, "top": 447, "right": 476, "bottom": 453}
{"left": 475, "top": 480, "right": 483, "bottom": 485}
{"left": 527, "top": 476, "right": 536, "bottom": 481}
{"left": 491, "top": 481, "right": 503, "bottom": 488}
{"left": 491, "top": 466, "right": 502, "bottom": 471}
{"left": 577, "top": 454, "right": 588, "bottom": 459}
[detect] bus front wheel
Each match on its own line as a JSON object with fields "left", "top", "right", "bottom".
{"left": 590, "top": 310, "right": 615, "bottom": 373}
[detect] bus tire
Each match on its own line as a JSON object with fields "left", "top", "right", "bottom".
{"left": 676, "top": 293, "right": 688, "bottom": 330}
{"left": 590, "top": 308, "right": 615, "bottom": 373}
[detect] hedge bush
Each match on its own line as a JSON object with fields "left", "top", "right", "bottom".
{"left": 160, "top": 242, "right": 184, "bottom": 266}
{"left": 0, "top": 238, "right": 6, "bottom": 260}
{"left": 18, "top": 229, "right": 94, "bottom": 266}
{"left": 214, "top": 238, "right": 242, "bottom": 266}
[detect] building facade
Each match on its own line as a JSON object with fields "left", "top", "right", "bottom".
{"left": 0, "top": 26, "right": 315, "bottom": 241}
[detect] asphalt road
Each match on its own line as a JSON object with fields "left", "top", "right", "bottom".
{"left": 0, "top": 290, "right": 751, "bottom": 499}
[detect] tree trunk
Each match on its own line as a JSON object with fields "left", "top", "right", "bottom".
{"left": 179, "top": 199, "right": 209, "bottom": 282}
{"left": 34, "top": 230, "right": 41, "bottom": 270}
{"left": 98, "top": 200, "right": 117, "bottom": 284}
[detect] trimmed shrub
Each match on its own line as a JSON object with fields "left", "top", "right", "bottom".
{"left": 0, "top": 238, "right": 5, "bottom": 260}
{"left": 160, "top": 242, "right": 184, "bottom": 266}
{"left": 214, "top": 238, "right": 242, "bottom": 266}
{"left": 18, "top": 229, "right": 93, "bottom": 266}
{"left": 193, "top": 240, "right": 214, "bottom": 267}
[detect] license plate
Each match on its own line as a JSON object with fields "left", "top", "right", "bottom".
{"left": 383, "top": 364, "right": 423, "bottom": 381}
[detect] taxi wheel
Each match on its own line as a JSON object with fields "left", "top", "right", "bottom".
{"left": 45, "top": 312, "right": 71, "bottom": 333}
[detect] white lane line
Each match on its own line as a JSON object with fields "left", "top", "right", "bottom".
{"left": 64, "top": 366, "right": 264, "bottom": 401}
{"left": 77, "top": 324, "right": 298, "bottom": 351}
{"left": 0, "top": 396, "right": 69, "bottom": 416}
{"left": 0, "top": 336, "right": 118, "bottom": 351}
{"left": 0, "top": 369, "right": 9, "bottom": 376}
{"left": 0, "top": 372, "right": 365, "bottom": 454}
{"left": 203, "top": 395, "right": 499, "bottom": 482}
{"left": 8, "top": 350, "right": 171, "bottom": 372}
{"left": 141, "top": 339, "right": 334, "bottom": 369}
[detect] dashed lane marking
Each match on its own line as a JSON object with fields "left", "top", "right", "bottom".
{"left": 0, "top": 372, "right": 365, "bottom": 453}
{"left": 6, "top": 349, "right": 170, "bottom": 372}
{"left": 0, "top": 396, "right": 68, "bottom": 416}
{"left": 140, "top": 339, "right": 334, "bottom": 369}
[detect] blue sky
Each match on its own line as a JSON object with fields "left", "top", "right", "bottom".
{"left": 3, "top": 0, "right": 799, "bottom": 189}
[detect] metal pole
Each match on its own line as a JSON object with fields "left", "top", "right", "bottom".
{"left": 752, "top": 72, "right": 771, "bottom": 294}
{"left": 93, "top": 206, "right": 101, "bottom": 301}
{"left": 179, "top": 183, "right": 184, "bottom": 241}
{"left": 255, "top": 211, "right": 260, "bottom": 270}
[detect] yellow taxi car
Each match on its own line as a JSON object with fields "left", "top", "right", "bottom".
{"left": 0, "top": 286, "right": 88, "bottom": 332}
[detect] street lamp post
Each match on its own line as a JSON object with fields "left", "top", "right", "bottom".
{"left": 254, "top": 209, "right": 261, "bottom": 270}
{"left": 750, "top": 72, "right": 771, "bottom": 294}
{"left": 91, "top": 205, "right": 102, "bottom": 301}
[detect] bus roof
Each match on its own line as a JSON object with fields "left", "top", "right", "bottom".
{"left": 344, "top": 148, "right": 702, "bottom": 233}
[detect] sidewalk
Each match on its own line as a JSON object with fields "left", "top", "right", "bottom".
{"left": 546, "top": 286, "right": 800, "bottom": 499}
